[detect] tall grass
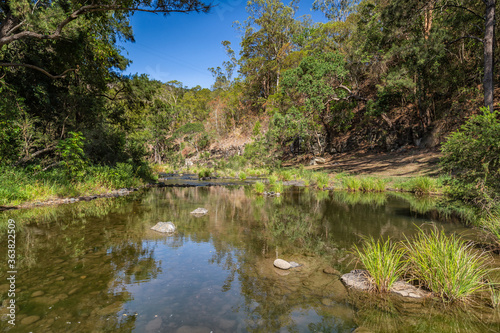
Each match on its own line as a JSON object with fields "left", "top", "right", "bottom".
{"left": 0, "top": 164, "right": 146, "bottom": 206}
{"left": 343, "top": 176, "right": 362, "bottom": 191}
{"left": 396, "top": 176, "right": 437, "bottom": 194}
{"left": 272, "top": 181, "right": 284, "bottom": 193}
{"left": 268, "top": 174, "right": 278, "bottom": 185}
{"left": 253, "top": 181, "right": 266, "bottom": 194}
{"left": 315, "top": 172, "right": 330, "bottom": 190}
{"left": 354, "top": 237, "right": 406, "bottom": 292}
{"left": 238, "top": 171, "right": 247, "bottom": 181}
{"left": 404, "top": 227, "right": 491, "bottom": 303}
{"left": 360, "top": 177, "right": 386, "bottom": 192}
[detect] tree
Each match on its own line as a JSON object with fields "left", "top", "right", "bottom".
{"left": 281, "top": 52, "right": 358, "bottom": 152}
{"left": 0, "top": 0, "right": 211, "bottom": 78}
{"left": 236, "top": 0, "right": 305, "bottom": 110}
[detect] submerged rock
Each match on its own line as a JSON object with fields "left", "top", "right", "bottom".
{"left": 151, "top": 222, "right": 176, "bottom": 234}
{"left": 341, "top": 269, "right": 432, "bottom": 299}
{"left": 273, "top": 259, "right": 301, "bottom": 270}
{"left": 190, "top": 208, "right": 208, "bottom": 216}
{"left": 274, "top": 259, "right": 292, "bottom": 270}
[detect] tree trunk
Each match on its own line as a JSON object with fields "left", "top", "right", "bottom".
{"left": 484, "top": 0, "right": 496, "bottom": 112}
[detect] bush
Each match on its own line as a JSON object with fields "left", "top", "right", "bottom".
{"left": 441, "top": 108, "right": 500, "bottom": 209}
{"left": 354, "top": 237, "right": 406, "bottom": 293}
{"left": 238, "top": 171, "right": 247, "bottom": 181}
{"left": 272, "top": 181, "right": 284, "bottom": 193}
{"left": 314, "top": 172, "right": 330, "bottom": 190}
{"left": 360, "top": 177, "right": 386, "bottom": 192}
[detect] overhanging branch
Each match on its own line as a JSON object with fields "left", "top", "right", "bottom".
{"left": 0, "top": 63, "right": 77, "bottom": 79}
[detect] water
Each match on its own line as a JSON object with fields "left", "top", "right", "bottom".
{"left": 1, "top": 186, "right": 499, "bottom": 332}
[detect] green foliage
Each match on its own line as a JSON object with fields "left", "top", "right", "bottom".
{"left": 278, "top": 169, "right": 293, "bottom": 181}
{"left": 198, "top": 168, "right": 212, "bottom": 179}
{"left": 354, "top": 237, "right": 406, "bottom": 293}
{"left": 343, "top": 176, "right": 362, "bottom": 191}
{"left": 253, "top": 181, "right": 266, "bottom": 194}
{"left": 441, "top": 108, "right": 500, "bottom": 210}
{"left": 395, "top": 177, "right": 437, "bottom": 195}
{"left": 272, "top": 181, "right": 284, "bottom": 193}
{"left": 405, "top": 227, "right": 490, "bottom": 303}
{"left": 268, "top": 174, "right": 278, "bottom": 185}
{"left": 252, "top": 120, "right": 262, "bottom": 137}
{"left": 360, "top": 177, "right": 386, "bottom": 192}
{"left": 57, "top": 132, "right": 87, "bottom": 178}
{"left": 314, "top": 172, "right": 330, "bottom": 190}
{"left": 239, "top": 171, "right": 247, "bottom": 181}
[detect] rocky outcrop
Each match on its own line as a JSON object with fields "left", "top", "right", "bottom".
{"left": 340, "top": 269, "right": 432, "bottom": 299}
{"left": 151, "top": 222, "right": 176, "bottom": 234}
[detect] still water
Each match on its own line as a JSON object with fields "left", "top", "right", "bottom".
{"left": 1, "top": 186, "right": 500, "bottom": 332}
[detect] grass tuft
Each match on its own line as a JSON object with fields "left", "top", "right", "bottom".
{"left": 343, "top": 176, "right": 362, "bottom": 191}
{"left": 253, "top": 181, "right": 266, "bottom": 194}
{"left": 354, "top": 237, "right": 406, "bottom": 293}
{"left": 404, "top": 226, "right": 491, "bottom": 303}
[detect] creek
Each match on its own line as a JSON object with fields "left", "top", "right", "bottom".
{"left": 1, "top": 181, "right": 499, "bottom": 332}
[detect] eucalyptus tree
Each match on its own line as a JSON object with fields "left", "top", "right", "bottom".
{"left": 236, "top": 0, "right": 306, "bottom": 111}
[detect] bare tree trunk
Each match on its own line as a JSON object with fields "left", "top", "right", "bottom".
{"left": 484, "top": 0, "right": 496, "bottom": 112}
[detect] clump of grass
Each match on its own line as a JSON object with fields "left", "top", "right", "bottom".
{"left": 489, "top": 283, "right": 500, "bottom": 308}
{"left": 197, "top": 168, "right": 211, "bottom": 179}
{"left": 360, "top": 177, "right": 386, "bottom": 192}
{"left": 268, "top": 174, "right": 278, "bottom": 185}
{"left": 253, "top": 181, "right": 266, "bottom": 194}
{"left": 279, "top": 169, "right": 293, "bottom": 181}
{"left": 315, "top": 172, "right": 330, "bottom": 190}
{"left": 354, "top": 237, "right": 406, "bottom": 293}
{"left": 343, "top": 176, "right": 362, "bottom": 191}
{"left": 272, "top": 181, "right": 284, "bottom": 193}
{"left": 404, "top": 226, "right": 491, "bottom": 303}
{"left": 239, "top": 171, "right": 247, "bottom": 181}
{"left": 396, "top": 176, "right": 437, "bottom": 194}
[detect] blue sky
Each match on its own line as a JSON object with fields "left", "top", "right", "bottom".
{"left": 118, "top": 0, "right": 328, "bottom": 89}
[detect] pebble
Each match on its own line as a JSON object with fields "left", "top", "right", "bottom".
{"left": 274, "top": 259, "right": 292, "bottom": 270}
{"left": 31, "top": 291, "right": 44, "bottom": 297}
{"left": 21, "top": 315, "right": 40, "bottom": 325}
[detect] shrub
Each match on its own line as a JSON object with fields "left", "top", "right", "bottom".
{"left": 354, "top": 237, "right": 406, "bottom": 293}
{"left": 441, "top": 108, "right": 500, "bottom": 209}
{"left": 268, "top": 174, "right": 278, "bottom": 185}
{"left": 198, "top": 168, "right": 211, "bottom": 179}
{"left": 239, "top": 172, "right": 247, "bottom": 181}
{"left": 279, "top": 169, "right": 293, "bottom": 181}
{"left": 404, "top": 227, "right": 490, "bottom": 303}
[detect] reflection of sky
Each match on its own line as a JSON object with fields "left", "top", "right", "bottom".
{"left": 120, "top": 239, "right": 245, "bottom": 332}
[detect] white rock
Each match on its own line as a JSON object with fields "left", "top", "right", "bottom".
{"left": 190, "top": 208, "right": 208, "bottom": 216}
{"left": 315, "top": 157, "right": 326, "bottom": 164}
{"left": 274, "top": 259, "right": 292, "bottom": 270}
{"left": 151, "top": 222, "right": 176, "bottom": 233}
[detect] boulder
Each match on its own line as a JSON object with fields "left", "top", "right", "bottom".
{"left": 190, "top": 208, "right": 208, "bottom": 216}
{"left": 151, "top": 222, "right": 176, "bottom": 234}
{"left": 273, "top": 259, "right": 292, "bottom": 270}
{"left": 341, "top": 269, "right": 432, "bottom": 299}
{"left": 340, "top": 269, "right": 372, "bottom": 291}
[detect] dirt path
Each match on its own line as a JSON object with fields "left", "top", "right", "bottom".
{"left": 302, "top": 148, "right": 442, "bottom": 178}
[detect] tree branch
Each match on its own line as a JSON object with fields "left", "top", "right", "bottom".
{"left": 14, "top": 145, "right": 58, "bottom": 166}
{"left": 0, "top": 63, "right": 77, "bottom": 79}
{"left": 435, "top": 4, "right": 484, "bottom": 21}
{"left": 0, "top": 3, "right": 211, "bottom": 47}
{"left": 446, "top": 35, "right": 484, "bottom": 45}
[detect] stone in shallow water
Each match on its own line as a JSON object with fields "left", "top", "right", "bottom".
{"left": 21, "top": 315, "right": 40, "bottom": 325}
{"left": 274, "top": 259, "right": 292, "bottom": 270}
{"left": 341, "top": 270, "right": 432, "bottom": 299}
{"left": 323, "top": 267, "right": 341, "bottom": 276}
{"left": 190, "top": 208, "right": 208, "bottom": 216}
{"left": 151, "top": 222, "right": 176, "bottom": 233}
{"left": 390, "top": 281, "right": 432, "bottom": 298}
{"left": 340, "top": 270, "right": 372, "bottom": 291}
{"left": 31, "top": 291, "right": 44, "bottom": 297}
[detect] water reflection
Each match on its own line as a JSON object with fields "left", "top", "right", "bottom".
{"left": 0, "top": 187, "right": 497, "bottom": 332}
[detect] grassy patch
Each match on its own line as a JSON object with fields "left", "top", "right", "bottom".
{"left": 253, "top": 181, "right": 266, "bottom": 194}
{"left": 404, "top": 227, "right": 490, "bottom": 303}
{"left": 395, "top": 176, "right": 438, "bottom": 194}
{"left": 272, "top": 181, "right": 284, "bottom": 193}
{"left": 354, "top": 237, "right": 406, "bottom": 293}
{"left": 314, "top": 172, "right": 330, "bottom": 190}
{"left": 343, "top": 176, "right": 362, "bottom": 191}
{"left": 238, "top": 171, "right": 247, "bottom": 181}
{"left": 360, "top": 177, "right": 386, "bottom": 192}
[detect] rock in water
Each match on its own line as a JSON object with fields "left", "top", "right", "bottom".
{"left": 274, "top": 259, "right": 292, "bottom": 270}
{"left": 289, "top": 261, "right": 302, "bottom": 268}
{"left": 151, "top": 222, "right": 176, "bottom": 233}
{"left": 190, "top": 208, "right": 208, "bottom": 216}
{"left": 340, "top": 269, "right": 372, "bottom": 291}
